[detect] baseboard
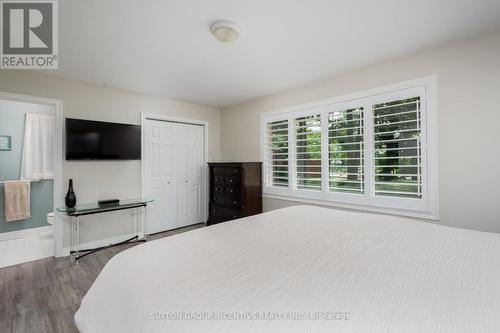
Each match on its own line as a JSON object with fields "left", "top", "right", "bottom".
{"left": 61, "top": 232, "right": 139, "bottom": 257}
{"left": 147, "top": 222, "right": 205, "bottom": 236}
{"left": 0, "top": 225, "right": 53, "bottom": 242}
{"left": 0, "top": 225, "right": 54, "bottom": 268}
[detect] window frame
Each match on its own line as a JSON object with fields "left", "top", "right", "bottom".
{"left": 260, "top": 76, "right": 439, "bottom": 220}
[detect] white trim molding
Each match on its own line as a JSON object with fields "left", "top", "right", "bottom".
{"left": 0, "top": 225, "right": 53, "bottom": 242}
{"left": 0, "top": 225, "right": 54, "bottom": 269}
{"left": 0, "top": 91, "right": 65, "bottom": 257}
{"left": 261, "top": 76, "right": 439, "bottom": 220}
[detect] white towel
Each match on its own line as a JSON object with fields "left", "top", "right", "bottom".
{"left": 4, "top": 180, "right": 31, "bottom": 222}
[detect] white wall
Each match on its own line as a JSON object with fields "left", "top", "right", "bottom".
{"left": 221, "top": 31, "right": 500, "bottom": 233}
{"left": 0, "top": 71, "right": 221, "bottom": 247}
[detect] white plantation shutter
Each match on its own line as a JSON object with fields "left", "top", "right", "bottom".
{"left": 295, "top": 114, "right": 322, "bottom": 191}
{"left": 265, "top": 120, "right": 289, "bottom": 188}
{"left": 373, "top": 97, "right": 422, "bottom": 198}
{"left": 328, "top": 107, "right": 364, "bottom": 194}
{"left": 262, "top": 78, "right": 437, "bottom": 219}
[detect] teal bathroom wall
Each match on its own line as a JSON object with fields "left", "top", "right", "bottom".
{"left": 0, "top": 100, "right": 54, "bottom": 233}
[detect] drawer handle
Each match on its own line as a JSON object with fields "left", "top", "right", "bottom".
{"left": 215, "top": 187, "right": 220, "bottom": 191}
{"left": 233, "top": 215, "right": 237, "bottom": 219}
{"left": 233, "top": 169, "right": 239, "bottom": 174}
{"left": 229, "top": 179, "right": 233, "bottom": 183}
{"left": 230, "top": 189, "right": 234, "bottom": 193}
{"left": 214, "top": 197, "right": 218, "bottom": 201}
{"left": 233, "top": 201, "right": 237, "bottom": 205}
{"left": 215, "top": 177, "right": 220, "bottom": 182}
{"left": 212, "top": 209, "right": 217, "bottom": 213}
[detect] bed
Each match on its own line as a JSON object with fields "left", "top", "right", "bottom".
{"left": 75, "top": 205, "right": 500, "bottom": 332}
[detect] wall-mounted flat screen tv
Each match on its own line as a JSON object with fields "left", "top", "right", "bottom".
{"left": 66, "top": 118, "right": 141, "bottom": 160}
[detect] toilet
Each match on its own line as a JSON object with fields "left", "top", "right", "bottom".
{"left": 47, "top": 212, "right": 55, "bottom": 225}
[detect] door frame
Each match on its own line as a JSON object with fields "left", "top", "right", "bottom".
{"left": 141, "top": 113, "right": 209, "bottom": 231}
{"left": 0, "top": 91, "right": 64, "bottom": 258}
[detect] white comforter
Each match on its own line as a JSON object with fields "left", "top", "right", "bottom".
{"left": 75, "top": 206, "right": 500, "bottom": 333}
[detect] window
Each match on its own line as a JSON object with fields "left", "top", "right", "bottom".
{"left": 262, "top": 77, "right": 438, "bottom": 219}
{"left": 295, "top": 114, "right": 321, "bottom": 191}
{"left": 265, "top": 120, "right": 289, "bottom": 188}
{"left": 373, "top": 97, "right": 422, "bottom": 198}
{"left": 328, "top": 107, "right": 364, "bottom": 194}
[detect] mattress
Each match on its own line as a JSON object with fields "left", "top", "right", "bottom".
{"left": 75, "top": 205, "right": 500, "bottom": 333}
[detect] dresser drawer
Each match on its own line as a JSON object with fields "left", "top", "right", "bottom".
{"left": 225, "top": 176, "right": 240, "bottom": 185}
{"left": 212, "top": 195, "right": 241, "bottom": 208}
{"left": 225, "top": 186, "right": 240, "bottom": 196}
{"left": 209, "top": 204, "right": 243, "bottom": 221}
{"left": 213, "top": 184, "right": 225, "bottom": 194}
{"left": 213, "top": 166, "right": 242, "bottom": 176}
{"left": 214, "top": 175, "right": 225, "bottom": 184}
{"left": 207, "top": 217, "right": 225, "bottom": 225}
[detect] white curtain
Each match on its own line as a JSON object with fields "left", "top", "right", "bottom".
{"left": 20, "top": 113, "right": 54, "bottom": 180}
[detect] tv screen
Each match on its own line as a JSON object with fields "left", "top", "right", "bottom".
{"left": 66, "top": 118, "right": 141, "bottom": 160}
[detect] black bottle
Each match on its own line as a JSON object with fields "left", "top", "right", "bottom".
{"left": 65, "top": 179, "right": 77, "bottom": 208}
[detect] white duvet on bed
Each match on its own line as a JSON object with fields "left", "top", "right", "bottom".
{"left": 75, "top": 205, "right": 500, "bottom": 333}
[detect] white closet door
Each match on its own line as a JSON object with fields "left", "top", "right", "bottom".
{"left": 145, "top": 119, "right": 178, "bottom": 234}
{"left": 145, "top": 119, "right": 206, "bottom": 234}
{"left": 176, "top": 123, "right": 205, "bottom": 227}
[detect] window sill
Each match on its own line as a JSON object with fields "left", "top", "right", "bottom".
{"left": 262, "top": 193, "right": 439, "bottom": 221}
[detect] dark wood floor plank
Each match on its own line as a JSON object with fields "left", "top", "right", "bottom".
{"left": 0, "top": 223, "right": 204, "bottom": 333}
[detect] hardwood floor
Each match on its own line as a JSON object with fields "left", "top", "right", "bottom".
{"left": 0, "top": 223, "right": 205, "bottom": 333}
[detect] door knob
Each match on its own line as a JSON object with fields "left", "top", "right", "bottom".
{"left": 184, "top": 180, "right": 188, "bottom": 183}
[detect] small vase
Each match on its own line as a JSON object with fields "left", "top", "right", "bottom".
{"left": 65, "top": 179, "right": 77, "bottom": 208}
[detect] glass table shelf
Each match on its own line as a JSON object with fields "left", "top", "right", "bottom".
{"left": 57, "top": 198, "right": 153, "bottom": 216}
{"left": 57, "top": 198, "right": 153, "bottom": 262}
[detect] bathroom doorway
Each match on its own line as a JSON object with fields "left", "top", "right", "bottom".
{"left": 0, "top": 92, "right": 63, "bottom": 268}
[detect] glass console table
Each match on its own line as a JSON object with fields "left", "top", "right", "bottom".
{"left": 57, "top": 198, "right": 153, "bottom": 262}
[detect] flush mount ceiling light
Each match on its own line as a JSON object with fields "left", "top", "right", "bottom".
{"left": 210, "top": 21, "right": 240, "bottom": 44}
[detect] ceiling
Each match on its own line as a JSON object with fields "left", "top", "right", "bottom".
{"left": 54, "top": 0, "right": 500, "bottom": 108}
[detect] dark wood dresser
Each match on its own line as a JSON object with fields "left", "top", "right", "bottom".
{"left": 207, "top": 162, "right": 262, "bottom": 225}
